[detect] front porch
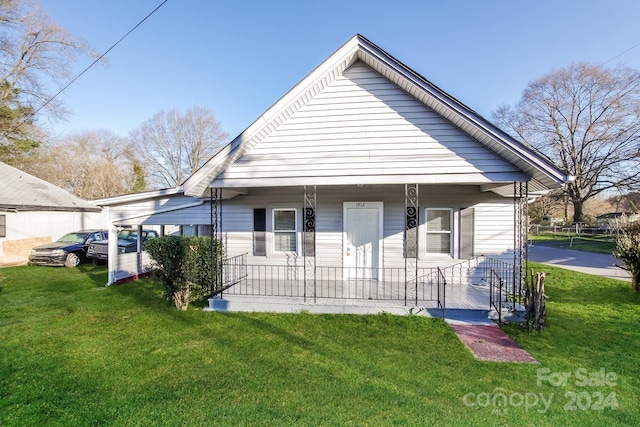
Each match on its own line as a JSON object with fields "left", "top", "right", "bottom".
{"left": 206, "top": 254, "right": 521, "bottom": 317}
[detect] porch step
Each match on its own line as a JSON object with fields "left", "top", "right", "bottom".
{"left": 428, "top": 308, "right": 497, "bottom": 326}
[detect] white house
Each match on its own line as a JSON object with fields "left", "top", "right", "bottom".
{"left": 0, "top": 161, "right": 105, "bottom": 266}
{"left": 95, "top": 35, "right": 570, "bottom": 314}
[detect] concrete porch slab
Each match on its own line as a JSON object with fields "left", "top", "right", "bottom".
{"left": 204, "top": 295, "right": 425, "bottom": 316}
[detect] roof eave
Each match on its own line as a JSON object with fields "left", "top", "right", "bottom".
{"left": 92, "top": 186, "right": 185, "bottom": 206}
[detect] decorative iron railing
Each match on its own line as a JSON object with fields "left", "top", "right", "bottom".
{"left": 489, "top": 268, "right": 504, "bottom": 325}
{"left": 436, "top": 267, "right": 446, "bottom": 316}
{"left": 482, "top": 255, "right": 524, "bottom": 310}
{"left": 214, "top": 254, "right": 521, "bottom": 314}
{"left": 215, "top": 253, "right": 248, "bottom": 297}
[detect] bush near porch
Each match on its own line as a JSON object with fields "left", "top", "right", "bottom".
{"left": 0, "top": 263, "right": 638, "bottom": 426}
{"left": 145, "top": 235, "right": 225, "bottom": 309}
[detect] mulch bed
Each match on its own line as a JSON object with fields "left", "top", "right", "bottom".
{"left": 450, "top": 324, "right": 537, "bottom": 363}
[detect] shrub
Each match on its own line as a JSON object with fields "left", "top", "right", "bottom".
{"left": 145, "top": 236, "right": 225, "bottom": 309}
{"left": 145, "top": 236, "right": 189, "bottom": 309}
{"left": 613, "top": 220, "right": 640, "bottom": 291}
{"left": 183, "top": 236, "right": 225, "bottom": 301}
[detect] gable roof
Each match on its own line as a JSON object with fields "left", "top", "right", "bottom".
{"left": 184, "top": 34, "right": 570, "bottom": 197}
{"left": 0, "top": 161, "right": 101, "bottom": 212}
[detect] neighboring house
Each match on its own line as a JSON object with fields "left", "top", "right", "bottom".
{"left": 96, "top": 35, "right": 570, "bottom": 314}
{"left": 0, "top": 161, "right": 105, "bottom": 266}
{"left": 596, "top": 212, "right": 640, "bottom": 230}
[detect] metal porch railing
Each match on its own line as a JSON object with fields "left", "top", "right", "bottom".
{"left": 489, "top": 268, "right": 504, "bottom": 325}
{"left": 215, "top": 253, "right": 248, "bottom": 297}
{"left": 215, "top": 254, "right": 520, "bottom": 313}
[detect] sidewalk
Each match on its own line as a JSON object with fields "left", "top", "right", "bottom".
{"left": 528, "top": 244, "right": 631, "bottom": 281}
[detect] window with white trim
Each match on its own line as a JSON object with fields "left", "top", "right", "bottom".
{"left": 425, "top": 208, "right": 452, "bottom": 255}
{"left": 0, "top": 214, "right": 5, "bottom": 238}
{"left": 273, "top": 208, "right": 297, "bottom": 252}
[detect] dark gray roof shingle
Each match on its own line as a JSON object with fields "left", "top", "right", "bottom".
{"left": 0, "top": 161, "right": 101, "bottom": 212}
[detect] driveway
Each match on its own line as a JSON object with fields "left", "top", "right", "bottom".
{"left": 528, "top": 244, "right": 631, "bottom": 281}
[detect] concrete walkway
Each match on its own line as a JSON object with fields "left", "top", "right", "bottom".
{"left": 528, "top": 244, "right": 631, "bottom": 281}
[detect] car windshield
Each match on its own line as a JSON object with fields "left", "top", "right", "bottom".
{"left": 57, "top": 233, "right": 89, "bottom": 244}
{"left": 117, "top": 230, "right": 138, "bottom": 241}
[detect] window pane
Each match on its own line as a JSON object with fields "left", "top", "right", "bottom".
{"left": 427, "top": 209, "right": 450, "bottom": 231}
{"left": 426, "top": 209, "right": 451, "bottom": 255}
{"left": 427, "top": 233, "right": 450, "bottom": 254}
{"left": 273, "top": 209, "right": 297, "bottom": 252}
{"left": 274, "top": 210, "right": 295, "bottom": 231}
{"left": 274, "top": 231, "right": 296, "bottom": 252}
{"left": 0, "top": 214, "right": 5, "bottom": 238}
{"left": 181, "top": 225, "right": 197, "bottom": 236}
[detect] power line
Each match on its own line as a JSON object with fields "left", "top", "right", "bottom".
{"left": 602, "top": 40, "right": 640, "bottom": 66}
{"left": 3, "top": 0, "right": 169, "bottom": 140}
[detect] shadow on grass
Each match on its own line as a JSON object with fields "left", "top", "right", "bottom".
{"left": 77, "top": 264, "right": 109, "bottom": 288}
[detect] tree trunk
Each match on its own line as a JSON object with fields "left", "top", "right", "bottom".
{"left": 173, "top": 288, "right": 190, "bottom": 310}
{"left": 525, "top": 272, "right": 547, "bottom": 331}
{"left": 572, "top": 199, "right": 584, "bottom": 224}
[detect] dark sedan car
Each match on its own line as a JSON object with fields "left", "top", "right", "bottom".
{"left": 29, "top": 229, "right": 108, "bottom": 268}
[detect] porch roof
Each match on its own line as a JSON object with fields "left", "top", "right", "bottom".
{"left": 183, "top": 34, "right": 571, "bottom": 198}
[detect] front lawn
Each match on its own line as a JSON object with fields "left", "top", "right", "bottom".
{"left": 0, "top": 264, "right": 638, "bottom": 426}
{"left": 530, "top": 233, "right": 616, "bottom": 254}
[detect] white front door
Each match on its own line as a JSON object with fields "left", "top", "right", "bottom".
{"left": 343, "top": 202, "right": 383, "bottom": 280}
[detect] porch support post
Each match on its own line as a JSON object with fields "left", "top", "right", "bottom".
{"left": 303, "top": 185, "right": 316, "bottom": 303}
{"left": 513, "top": 181, "right": 528, "bottom": 304}
{"left": 210, "top": 187, "right": 223, "bottom": 298}
{"left": 405, "top": 184, "right": 419, "bottom": 306}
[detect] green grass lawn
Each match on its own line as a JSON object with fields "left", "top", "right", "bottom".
{"left": 530, "top": 233, "right": 616, "bottom": 254}
{"left": 1, "top": 264, "right": 639, "bottom": 426}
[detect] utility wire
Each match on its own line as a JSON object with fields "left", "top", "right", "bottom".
{"left": 602, "top": 40, "right": 640, "bottom": 65}
{"left": 3, "top": 0, "right": 169, "bottom": 139}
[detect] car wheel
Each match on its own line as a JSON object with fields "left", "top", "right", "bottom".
{"left": 65, "top": 253, "right": 81, "bottom": 268}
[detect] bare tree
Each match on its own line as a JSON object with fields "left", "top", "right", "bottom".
{"left": 494, "top": 63, "right": 640, "bottom": 224}
{"left": 129, "top": 105, "right": 228, "bottom": 188}
{"left": 27, "top": 130, "right": 143, "bottom": 199}
{"left": 0, "top": 0, "right": 98, "bottom": 163}
{"left": 528, "top": 191, "right": 566, "bottom": 223}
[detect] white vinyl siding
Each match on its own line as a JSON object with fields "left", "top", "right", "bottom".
{"left": 273, "top": 209, "right": 297, "bottom": 253}
{"left": 111, "top": 252, "right": 153, "bottom": 283}
{"left": 474, "top": 202, "right": 515, "bottom": 259}
{"left": 425, "top": 208, "right": 452, "bottom": 255}
{"left": 213, "top": 62, "right": 525, "bottom": 187}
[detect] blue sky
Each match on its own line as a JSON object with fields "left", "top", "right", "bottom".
{"left": 38, "top": 0, "right": 640, "bottom": 141}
